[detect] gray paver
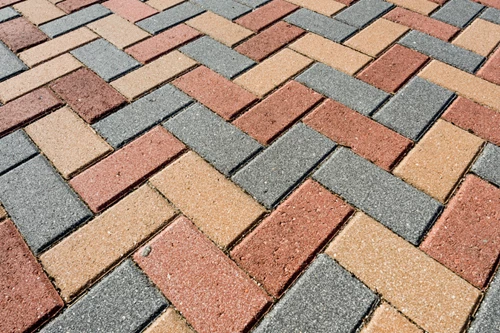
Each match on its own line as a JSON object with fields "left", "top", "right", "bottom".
{"left": 0, "top": 41, "right": 26, "bottom": 82}
{"left": 334, "top": 0, "right": 393, "bottom": 29}
{"left": 399, "top": 30, "right": 485, "bottom": 73}
{"left": 71, "top": 39, "right": 140, "bottom": 82}
{"left": 431, "top": 0, "right": 483, "bottom": 28}
{"left": 93, "top": 84, "right": 192, "bottom": 148}
{"left": 0, "top": 7, "right": 18, "bottom": 23}
{"left": 234, "top": 0, "right": 271, "bottom": 8}
{"left": 285, "top": 8, "right": 357, "bottom": 43}
{"left": 472, "top": 143, "right": 500, "bottom": 187}
{"left": 0, "top": 155, "right": 92, "bottom": 254}
{"left": 40, "top": 260, "right": 167, "bottom": 333}
{"left": 296, "top": 63, "right": 389, "bottom": 116}
{"left": 164, "top": 103, "right": 262, "bottom": 175}
{"left": 179, "top": 36, "right": 255, "bottom": 79}
{"left": 39, "top": 4, "right": 111, "bottom": 38}
{"left": 191, "top": 0, "right": 251, "bottom": 19}
{"left": 254, "top": 254, "right": 378, "bottom": 333}
{"left": 136, "top": 1, "right": 204, "bottom": 34}
{"left": 373, "top": 77, "right": 455, "bottom": 141}
{"left": 232, "top": 123, "right": 335, "bottom": 208}
{"left": 0, "top": 130, "right": 38, "bottom": 176}
{"left": 481, "top": 7, "right": 500, "bottom": 25}
{"left": 313, "top": 147, "right": 442, "bottom": 245}
{"left": 468, "top": 268, "right": 500, "bottom": 333}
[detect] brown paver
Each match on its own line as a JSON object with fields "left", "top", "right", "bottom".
{"left": 173, "top": 66, "right": 258, "bottom": 120}
{"left": 235, "top": 0, "right": 298, "bottom": 32}
{"left": 13, "top": 0, "right": 65, "bottom": 25}
{"left": 326, "top": 212, "right": 481, "bottom": 333}
{"left": 420, "top": 175, "right": 500, "bottom": 289}
{"left": 361, "top": 302, "right": 424, "bottom": 333}
{"left": 387, "top": 0, "right": 438, "bottom": 15}
{"left": 134, "top": 216, "right": 272, "bottom": 333}
{"left": 452, "top": 19, "right": 500, "bottom": 56}
{"left": 0, "top": 219, "right": 63, "bottom": 333}
{"left": 477, "top": 47, "right": 500, "bottom": 86}
{"left": 150, "top": 151, "right": 265, "bottom": 248}
{"left": 103, "top": 0, "right": 158, "bottom": 23}
{"left": 146, "top": 0, "right": 183, "bottom": 11}
{"left": 57, "top": 0, "right": 98, "bottom": 13}
{"left": 40, "top": 185, "right": 175, "bottom": 301}
{"left": 233, "top": 80, "right": 322, "bottom": 145}
{"left": 0, "top": 17, "right": 47, "bottom": 52}
{"left": 70, "top": 126, "right": 185, "bottom": 213}
{"left": 87, "top": 14, "right": 150, "bottom": 49}
{"left": 304, "top": 99, "right": 413, "bottom": 171}
{"left": 231, "top": 179, "right": 353, "bottom": 297}
{"left": 49, "top": 68, "right": 126, "bottom": 123}
{"left": 284, "top": 0, "right": 345, "bottom": 16}
{"left": 356, "top": 44, "right": 429, "bottom": 93}
{"left": 144, "top": 308, "right": 195, "bottom": 333}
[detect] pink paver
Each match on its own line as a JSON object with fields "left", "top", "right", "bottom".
{"left": 477, "top": 47, "right": 500, "bottom": 86}
{"left": 57, "top": 0, "right": 99, "bottom": 13}
{"left": 103, "top": 0, "right": 158, "bottom": 23}
{"left": 235, "top": 0, "right": 298, "bottom": 32}
{"left": 134, "top": 216, "right": 272, "bottom": 333}
{"left": 0, "top": 17, "right": 47, "bottom": 52}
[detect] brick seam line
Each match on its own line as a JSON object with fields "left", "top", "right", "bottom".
{"left": 478, "top": 42, "right": 500, "bottom": 79}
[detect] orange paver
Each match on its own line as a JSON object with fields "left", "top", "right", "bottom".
{"left": 386, "top": 0, "right": 438, "bottom": 15}
{"left": 285, "top": 0, "right": 344, "bottom": 15}
{"left": 87, "top": 14, "right": 149, "bottom": 49}
{"left": 361, "top": 303, "right": 424, "bottom": 333}
{"left": 452, "top": 19, "right": 500, "bottom": 56}
{"left": 144, "top": 308, "right": 195, "bottom": 333}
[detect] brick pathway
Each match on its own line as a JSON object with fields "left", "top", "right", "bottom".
{"left": 0, "top": 0, "right": 499, "bottom": 332}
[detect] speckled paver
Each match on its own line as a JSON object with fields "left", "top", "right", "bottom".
{"left": 136, "top": 1, "right": 204, "bottom": 34}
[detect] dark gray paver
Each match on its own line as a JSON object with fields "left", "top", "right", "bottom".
{"left": 71, "top": 39, "right": 140, "bottom": 82}
{"left": 40, "top": 260, "right": 167, "bottom": 333}
{"left": 93, "top": 84, "right": 192, "bottom": 148}
{"left": 481, "top": 7, "right": 500, "bottom": 25}
{"left": 472, "top": 143, "right": 500, "bottom": 187}
{"left": 0, "top": 155, "right": 92, "bottom": 254}
{"left": 191, "top": 0, "right": 251, "bottom": 19}
{"left": 0, "top": 41, "right": 26, "bottom": 82}
{"left": 373, "top": 77, "right": 455, "bottom": 141}
{"left": 431, "top": 0, "right": 483, "bottom": 28}
{"left": 334, "top": 0, "right": 393, "bottom": 29}
{"left": 179, "top": 36, "right": 255, "bottom": 79}
{"left": 468, "top": 268, "right": 500, "bottom": 333}
{"left": 399, "top": 30, "right": 485, "bottom": 73}
{"left": 313, "top": 147, "right": 442, "bottom": 245}
{"left": 232, "top": 123, "right": 335, "bottom": 208}
{"left": 136, "top": 1, "right": 204, "bottom": 34}
{"left": 39, "top": 4, "right": 111, "bottom": 38}
{"left": 254, "top": 254, "right": 378, "bottom": 333}
{"left": 235, "top": 0, "right": 271, "bottom": 8}
{"left": 0, "top": 130, "right": 37, "bottom": 176}
{"left": 284, "top": 8, "right": 357, "bottom": 43}
{"left": 0, "top": 7, "right": 18, "bottom": 23}
{"left": 296, "top": 63, "right": 389, "bottom": 116}
{"left": 164, "top": 103, "right": 262, "bottom": 175}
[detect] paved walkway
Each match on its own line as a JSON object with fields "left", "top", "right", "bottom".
{"left": 1, "top": 0, "right": 500, "bottom": 332}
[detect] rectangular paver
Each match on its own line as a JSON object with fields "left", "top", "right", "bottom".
{"left": 87, "top": 14, "right": 149, "bottom": 49}
{"left": 0, "top": 41, "right": 26, "bottom": 82}
{"left": 0, "top": 6, "right": 18, "bottom": 23}
{"left": 477, "top": 47, "right": 500, "bottom": 85}
{"left": 102, "top": 0, "right": 158, "bottom": 23}
{"left": 13, "top": 0, "right": 65, "bottom": 25}
{"left": 187, "top": 11, "right": 252, "bottom": 46}
{"left": 137, "top": 1, "right": 204, "bottom": 34}
{"left": 144, "top": 308, "right": 195, "bottom": 333}
{"left": 191, "top": 0, "right": 250, "bottom": 20}
{"left": 481, "top": 7, "right": 500, "bottom": 24}
{"left": 431, "top": 0, "right": 483, "bottom": 28}
{"left": 468, "top": 267, "right": 500, "bottom": 333}
{"left": 386, "top": 0, "right": 437, "bottom": 15}
{"left": 235, "top": 0, "right": 297, "bottom": 32}
{"left": 334, "top": 0, "right": 393, "bottom": 29}
{"left": 452, "top": 19, "right": 500, "bottom": 57}
{"left": 361, "top": 303, "right": 424, "bottom": 333}
{"left": 0, "top": 17, "right": 47, "bottom": 52}
{"left": 0, "top": 130, "right": 37, "bottom": 176}
{"left": 472, "top": 143, "right": 500, "bottom": 187}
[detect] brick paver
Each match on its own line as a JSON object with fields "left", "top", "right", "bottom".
{"left": 144, "top": 308, "right": 195, "bottom": 333}
{"left": 361, "top": 303, "right": 424, "bottom": 333}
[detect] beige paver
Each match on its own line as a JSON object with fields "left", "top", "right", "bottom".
{"left": 290, "top": 32, "right": 371, "bottom": 75}
{"left": 361, "top": 302, "right": 424, "bottom": 333}
{"left": 0, "top": 206, "right": 6, "bottom": 220}
{"left": 144, "top": 308, "right": 195, "bottom": 333}
{"left": 386, "top": 0, "right": 438, "bottom": 15}
{"left": 146, "top": 0, "right": 183, "bottom": 11}
{"left": 452, "top": 19, "right": 500, "bottom": 57}
{"left": 87, "top": 14, "right": 150, "bottom": 49}
{"left": 13, "top": 0, "right": 65, "bottom": 25}
{"left": 345, "top": 18, "right": 409, "bottom": 57}
{"left": 285, "top": 0, "right": 344, "bottom": 16}
{"left": 40, "top": 185, "right": 175, "bottom": 301}
{"left": 234, "top": 48, "right": 312, "bottom": 97}
{"left": 326, "top": 213, "right": 480, "bottom": 333}
{"left": 150, "top": 151, "right": 266, "bottom": 248}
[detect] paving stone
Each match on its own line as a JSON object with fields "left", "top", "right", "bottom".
{"left": 314, "top": 147, "right": 442, "bottom": 244}
{"left": 468, "top": 267, "right": 500, "bottom": 333}
{"left": 335, "top": 0, "right": 393, "bottom": 29}
{"left": 285, "top": 8, "right": 357, "bottom": 43}
{"left": 150, "top": 152, "right": 265, "bottom": 247}
{"left": 453, "top": 19, "right": 500, "bottom": 57}
{"left": 361, "top": 302, "right": 424, "bottom": 333}
{"left": 41, "top": 260, "right": 168, "bottom": 333}
{"left": 0, "top": 206, "right": 5, "bottom": 220}
{"left": 0, "top": 17, "right": 47, "bottom": 52}
{"left": 235, "top": 0, "right": 271, "bottom": 7}
{"left": 94, "top": 84, "right": 191, "bottom": 148}
{"left": 71, "top": 39, "right": 140, "bottom": 82}
{"left": 70, "top": 126, "right": 185, "bottom": 212}
{"left": 477, "top": 47, "right": 500, "bottom": 85}
{"left": 472, "top": 143, "right": 500, "bottom": 187}
{"left": 191, "top": 0, "right": 250, "bottom": 20}
{"left": 296, "top": 63, "right": 390, "bottom": 116}
{"left": 136, "top": 1, "right": 204, "bottom": 34}
{"left": 87, "top": 14, "right": 150, "bottom": 49}
{"left": 57, "top": 0, "right": 100, "bottom": 13}
{"left": 431, "top": 0, "right": 483, "bottom": 28}
{"left": 103, "top": 0, "right": 158, "bottom": 23}
{"left": 0, "top": 0, "right": 21, "bottom": 8}
{"left": 187, "top": 11, "right": 252, "bottom": 46}
{"left": 232, "top": 123, "right": 335, "bottom": 208}
{"left": 13, "top": 0, "right": 65, "bottom": 25}
{"left": 40, "top": 185, "right": 175, "bottom": 301}
{"left": 134, "top": 216, "right": 271, "bottom": 333}
{"left": 386, "top": 0, "right": 438, "bottom": 15}
{"left": 0, "top": 6, "right": 18, "bottom": 22}
{"left": 0, "top": 219, "right": 63, "bottom": 333}
{"left": 0, "top": 155, "right": 92, "bottom": 253}
{"left": 173, "top": 66, "right": 257, "bottom": 120}
{"left": 39, "top": 4, "right": 111, "bottom": 38}
{"left": 0, "top": 41, "right": 25, "bottom": 82}
{"left": 164, "top": 103, "right": 262, "bottom": 175}
{"left": 326, "top": 212, "right": 481, "bottom": 333}
{"left": 0, "top": 130, "right": 37, "bottom": 176}
{"left": 481, "top": 7, "right": 500, "bottom": 24}
{"left": 285, "top": 0, "right": 345, "bottom": 16}
{"left": 144, "top": 308, "right": 195, "bottom": 333}
{"left": 146, "top": 0, "right": 184, "bottom": 11}
{"left": 235, "top": 0, "right": 297, "bottom": 32}
{"left": 254, "top": 254, "right": 378, "bottom": 333}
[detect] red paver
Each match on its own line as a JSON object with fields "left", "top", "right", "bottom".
{"left": 70, "top": 126, "right": 185, "bottom": 213}
{"left": 103, "top": 0, "right": 158, "bottom": 23}
{"left": 57, "top": 0, "right": 99, "bottom": 13}
{"left": 235, "top": 0, "right": 298, "bottom": 32}
{"left": 304, "top": 99, "right": 413, "bottom": 171}
{"left": 125, "top": 24, "right": 200, "bottom": 63}
{"left": 442, "top": 97, "right": 500, "bottom": 146}
{"left": 134, "top": 216, "right": 272, "bottom": 333}
{"left": 173, "top": 66, "right": 258, "bottom": 120}
{"left": 384, "top": 7, "right": 459, "bottom": 41}
{"left": 356, "top": 45, "right": 429, "bottom": 93}
{"left": 235, "top": 21, "right": 304, "bottom": 62}
{"left": 0, "top": 17, "right": 47, "bottom": 52}
{"left": 49, "top": 68, "right": 126, "bottom": 124}
{"left": 0, "top": 88, "right": 62, "bottom": 138}
{"left": 231, "top": 179, "right": 353, "bottom": 297}
{"left": 477, "top": 47, "right": 500, "bottom": 86}
{"left": 0, "top": 219, "right": 63, "bottom": 333}
{"left": 420, "top": 175, "right": 500, "bottom": 289}
{"left": 233, "top": 81, "right": 322, "bottom": 145}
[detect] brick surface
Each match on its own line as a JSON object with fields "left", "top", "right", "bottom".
{"left": 432, "top": 0, "right": 483, "bottom": 27}
{"left": 453, "top": 19, "right": 500, "bottom": 57}
{"left": 103, "top": 0, "right": 158, "bottom": 23}
{"left": 472, "top": 143, "right": 500, "bottom": 187}
{"left": 57, "top": 0, "right": 100, "bottom": 13}
{"left": 0, "top": 17, "right": 47, "bottom": 52}
{"left": 0, "top": 6, "right": 18, "bottom": 23}
{"left": 187, "top": 11, "right": 252, "bottom": 46}
{"left": 361, "top": 303, "right": 424, "bottom": 333}
{"left": 0, "top": 41, "right": 25, "bottom": 82}
{"left": 191, "top": 0, "right": 250, "bottom": 20}
{"left": 0, "top": 0, "right": 21, "bottom": 8}
{"left": 235, "top": 0, "right": 297, "bottom": 32}
{"left": 335, "top": 0, "right": 393, "bottom": 29}
{"left": 386, "top": 0, "right": 438, "bottom": 15}
{"left": 469, "top": 269, "right": 500, "bottom": 333}
{"left": 144, "top": 308, "right": 195, "bottom": 333}
{"left": 0, "top": 130, "right": 37, "bottom": 177}
{"left": 481, "top": 7, "right": 500, "bottom": 24}
{"left": 477, "top": 47, "right": 500, "bottom": 85}
{"left": 0, "top": 206, "right": 5, "bottom": 220}
{"left": 145, "top": 0, "right": 184, "bottom": 11}
{"left": 137, "top": 1, "right": 204, "bottom": 34}
{"left": 134, "top": 216, "right": 271, "bottom": 333}
{"left": 13, "top": 0, "right": 64, "bottom": 25}
{"left": 87, "top": 14, "right": 149, "bottom": 49}
{"left": 284, "top": 0, "right": 345, "bottom": 16}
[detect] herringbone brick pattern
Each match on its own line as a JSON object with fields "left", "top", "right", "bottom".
{"left": 0, "top": 0, "right": 499, "bottom": 332}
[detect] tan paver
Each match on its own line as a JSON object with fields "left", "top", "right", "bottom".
{"left": 361, "top": 302, "right": 424, "bottom": 333}
{"left": 386, "top": 0, "right": 438, "bottom": 15}
{"left": 146, "top": 0, "right": 183, "bottom": 11}
{"left": 87, "top": 14, "right": 150, "bottom": 49}
{"left": 144, "top": 308, "right": 195, "bottom": 333}
{"left": 13, "top": 0, "right": 65, "bottom": 25}
{"left": 0, "top": 206, "right": 6, "bottom": 220}
{"left": 452, "top": 19, "right": 500, "bottom": 57}
{"left": 285, "top": 0, "right": 345, "bottom": 16}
